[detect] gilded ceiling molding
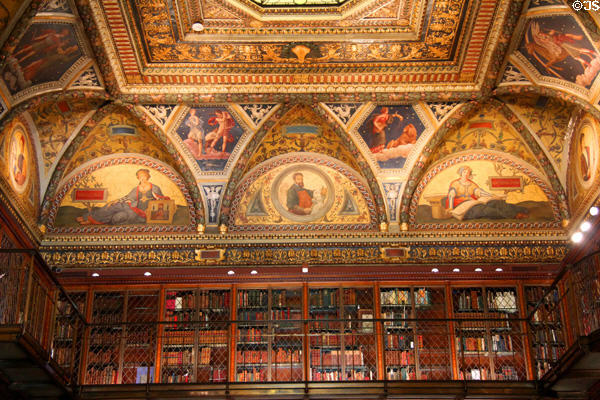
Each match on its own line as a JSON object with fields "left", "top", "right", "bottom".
{"left": 39, "top": 102, "right": 205, "bottom": 226}
{"left": 219, "top": 103, "right": 386, "bottom": 225}
{"left": 494, "top": 85, "right": 600, "bottom": 120}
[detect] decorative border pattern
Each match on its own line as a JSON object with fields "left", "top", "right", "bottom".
{"left": 408, "top": 152, "right": 562, "bottom": 230}
{"left": 228, "top": 153, "right": 378, "bottom": 232}
{"left": 46, "top": 155, "right": 198, "bottom": 233}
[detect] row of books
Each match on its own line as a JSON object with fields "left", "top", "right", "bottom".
{"left": 88, "top": 350, "right": 117, "bottom": 364}
{"left": 238, "top": 311, "right": 268, "bottom": 321}
{"left": 310, "top": 289, "right": 339, "bottom": 308}
{"left": 238, "top": 327, "right": 264, "bottom": 342}
{"left": 51, "top": 347, "right": 73, "bottom": 365}
{"left": 273, "top": 348, "right": 301, "bottom": 363}
{"left": 87, "top": 366, "right": 119, "bottom": 384}
{"left": 236, "top": 367, "right": 267, "bottom": 382}
{"left": 236, "top": 350, "right": 268, "bottom": 364}
{"left": 310, "top": 349, "right": 365, "bottom": 367}
{"left": 460, "top": 368, "right": 490, "bottom": 380}
{"left": 382, "top": 310, "right": 412, "bottom": 326}
{"left": 455, "top": 289, "right": 484, "bottom": 311}
{"left": 163, "top": 350, "right": 193, "bottom": 365}
{"left": 199, "top": 347, "right": 212, "bottom": 365}
{"left": 531, "top": 307, "right": 561, "bottom": 323}
{"left": 386, "top": 350, "right": 415, "bottom": 366}
{"left": 198, "top": 291, "right": 230, "bottom": 309}
{"left": 272, "top": 290, "right": 301, "bottom": 308}
{"left": 310, "top": 334, "right": 339, "bottom": 346}
{"left": 532, "top": 328, "right": 562, "bottom": 344}
{"left": 238, "top": 290, "right": 268, "bottom": 308}
{"left": 495, "top": 366, "right": 518, "bottom": 380}
{"left": 457, "top": 337, "right": 487, "bottom": 352}
{"left": 386, "top": 366, "right": 416, "bottom": 380}
{"left": 385, "top": 334, "right": 416, "bottom": 349}
{"left": 533, "top": 344, "right": 562, "bottom": 360}
{"left": 491, "top": 334, "right": 513, "bottom": 353}
{"left": 270, "top": 309, "right": 302, "bottom": 320}
{"left": 54, "top": 322, "right": 78, "bottom": 338}
{"left": 166, "top": 292, "right": 195, "bottom": 311}
{"left": 134, "top": 366, "right": 154, "bottom": 384}
{"left": 380, "top": 289, "right": 410, "bottom": 306}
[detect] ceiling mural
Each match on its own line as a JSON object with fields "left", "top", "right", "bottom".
{"left": 411, "top": 153, "right": 561, "bottom": 230}
{"left": 568, "top": 114, "right": 600, "bottom": 220}
{"left": 27, "top": 97, "right": 103, "bottom": 176}
{"left": 428, "top": 104, "right": 540, "bottom": 169}
{"left": 504, "top": 94, "right": 575, "bottom": 176}
{"left": 173, "top": 106, "right": 247, "bottom": 173}
{"left": 229, "top": 154, "right": 378, "bottom": 232}
{"left": 47, "top": 156, "right": 197, "bottom": 233}
{"left": 2, "top": 0, "right": 600, "bottom": 261}
{"left": 62, "top": 107, "right": 176, "bottom": 178}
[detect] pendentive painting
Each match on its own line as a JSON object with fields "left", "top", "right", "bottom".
{"left": 574, "top": 119, "right": 598, "bottom": 189}
{"left": 175, "top": 107, "right": 244, "bottom": 172}
{"left": 416, "top": 160, "right": 554, "bottom": 224}
{"left": 53, "top": 164, "right": 190, "bottom": 227}
{"left": 357, "top": 105, "right": 425, "bottom": 169}
{"left": 6, "top": 123, "right": 30, "bottom": 194}
{"left": 2, "top": 23, "right": 82, "bottom": 94}
{"left": 231, "top": 161, "right": 377, "bottom": 231}
{"left": 519, "top": 15, "right": 600, "bottom": 89}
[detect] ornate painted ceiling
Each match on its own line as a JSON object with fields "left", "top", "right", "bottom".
{"left": 0, "top": 0, "right": 599, "bottom": 271}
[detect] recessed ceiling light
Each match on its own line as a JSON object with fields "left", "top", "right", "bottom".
{"left": 228, "top": 270, "right": 235, "bottom": 275}
{"left": 144, "top": 271, "right": 152, "bottom": 276}
{"left": 571, "top": 231, "right": 584, "bottom": 243}
{"left": 92, "top": 272, "right": 100, "bottom": 277}
{"left": 250, "top": 270, "right": 258, "bottom": 275}
{"left": 580, "top": 221, "right": 592, "bottom": 232}
{"left": 431, "top": 268, "right": 439, "bottom": 273}
{"left": 495, "top": 267, "right": 503, "bottom": 272}
{"left": 475, "top": 268, "right": 483, "bottom": 272}
{"left": 192, "top": 22, "right": 204, "bottom": 32}
{"left": 590, "top": 207, "right": 599, "bottom": 216}
{"left": 453, "top": 268, "right": 460, "bottom": 272}
{"left": 302, "top": 267, "right": 308, "bottom": 273}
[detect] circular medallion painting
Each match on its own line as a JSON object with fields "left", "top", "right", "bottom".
{"left": 575, "top": 120, "right": 598, "bottom": 189}
{"left": 271, "top": 165, "right": 334, "bottom": 223}
{"left": 7, "top": 125, "right": 29, "bottom": 193}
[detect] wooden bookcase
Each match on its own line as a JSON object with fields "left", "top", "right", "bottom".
{"left": 160, "top": 289, "right": 230, "bottom": 383}
{"left": 452, "top": 286, "right": 525, "bottom": 381}
{"left": 51, "top": 291, "right": 86, "bottom": 374}
{"left": 526, "top": 286, "right": 566, "bottom": 379}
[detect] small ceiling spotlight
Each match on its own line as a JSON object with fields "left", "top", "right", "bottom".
{"left": 431, "top": 268, "right": 439, "bottom": 273}
{"left": 580, "top": 221, "right": 592, "bottom": 232}
{"left": 302, "top": 267, "right": 309, "bottom": 273}
{"left": 192, "top": 21, "right": 204, "bottom": 32}
{"left": 92, "top": 272, "right": 100, "bottom": 277}
{"left": 144, "top": 271, "right": 152, "bottom": 277}
{"left": 495, "top": 267, "right": 503, "bottom": 272}
{"left": 571, "top": 231, "right": 584, "bottom": 243}
{"left": 590, "top": 206, "right": 599, "bottom": 216}
{"left": 475, "top": 267, "right": 483, "bottom": 272}
{"left": 227, "top": 270, "right": 235, "bottom": 275}
{"left": 453, "top": 268, "right": 460, "bottom": 272}
{"left": 250, "top": 270, "right": 258, "bottom": 275}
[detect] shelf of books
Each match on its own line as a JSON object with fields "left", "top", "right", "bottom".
{"left": 270, "top": 288, "right": 303, "bottom": 382}
{"left": 381, "top": 287, "right": 449, "bottom": 380}
{"left": 236, "top": 289, "right": 269, "bottom": 382}
{"left": 161, "top": 289, "right": 230, "bottom": 383}
{"left": 341, "top": 288, "right": 376, "bottom": 380}
{"left": 453, "top": 287, "right": 526, "bottom": 381}
{"left": 122, "top": 291, "right": 158, "bottom": 384}
{"left": 309, "top": 288, "right": 342, "bottom": 381}
{"left": 51, "top": 291, "right": 86, "bottom": 375}
{"left": 526, "top": 286, "right": 566, "bottom": 379}
{"left": 85, "top": 292, "right": 124, "bottom": 384}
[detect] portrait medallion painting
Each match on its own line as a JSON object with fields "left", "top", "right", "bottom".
{"left": 6, "top": 124, "right": 30, "bottom": 194}
{"left": 175, "top": 107, "right": 244, "bottom": 172}
{"left": 574, "top": 119, "right": 598, "bottom": 189}
{"left": 416, "top": 160, "right": 554, "bottom": 224}
{"left": 519, "top": 15, "right": 600, "bottom": 89}
{"left": 271, "top": 165, "right": 335, "bottom": 223}
{"left": 2, "top": 23, "right": 82, "bottom": 94}
{"left": 232, "top": 161, "right": 375, "bottom": 230}
{"left": 357, "top": 105, "right": 425, "bottom": 170}
{"left": 53, "top": 164, "right": 190, "bottom": 227}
